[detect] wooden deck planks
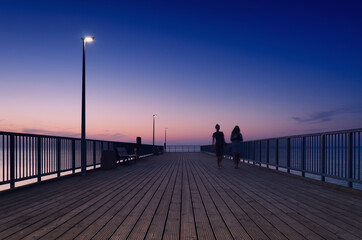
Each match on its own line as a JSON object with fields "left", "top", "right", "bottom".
{"left": 233, "top": 166, "right": 362, "bottom": 239}
{"left": 74, "top": 158, "right": 173, "bottom": 239}
{"left": 145, "top": 159, "right": 181, "bottom": 240}
{"left": 162, "top": 155, "right": 183, "bottom": 240}
{"left": 180, "top": 158, "right": 197, "bottom": 240}
{"left": 37, "top": 165, "right": 156, "bottom": 239}
{"left": 185, "top": 158, "right": 215, "bottom": 240}
{"left": 0, "top": 152, "right": 361, "bottom": 240}
{"left": 195, "top": 160, "right": 313, "bottom": 240}
{"left": 109, "top": 160, "right": 178, "bottom": 239}
{"left": 191, "top": 161, "right": 234, "bottom": 240}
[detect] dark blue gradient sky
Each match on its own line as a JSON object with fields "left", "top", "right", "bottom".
{"left": 1, "top": 0, "right": 361, "bottom": 144}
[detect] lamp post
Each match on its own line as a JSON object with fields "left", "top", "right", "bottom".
{"left": 81, "top": 36, "right": 94, "bottom": 175}
{"left": 164, "top": 128, "right": 168, "bottom": 152}
{"left": 153, "top": 114, "right": 157, "bottom": 153}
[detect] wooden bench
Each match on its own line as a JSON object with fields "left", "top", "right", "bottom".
{"left": 115, "top": 147, "right": 136, "bottom": 165}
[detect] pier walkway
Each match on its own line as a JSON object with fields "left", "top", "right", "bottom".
{"left": 0, "top": 153, "right": 361, "bottom": 239}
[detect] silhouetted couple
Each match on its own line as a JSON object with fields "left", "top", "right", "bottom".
{"left": 212, "top": 124, "right": 243, "bottom": 169}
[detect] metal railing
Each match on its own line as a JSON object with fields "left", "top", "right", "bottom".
{"left": 165, "top": 145, "right": 201, "bottom": 152}
{"left": 0, "top": 131, "right": 159, "bottom": 190}
{"left": 201, "top": 128, "right": 362, "bottom": 188}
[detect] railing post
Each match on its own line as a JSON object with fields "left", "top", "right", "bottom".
{"left": 287, "top": 138, "right": 291, "bottom": 173}
{"left": 10, "top": 135, "right": 15, "bottom": 189}
{"left": 247, "top": 142, "right": 249, "bottom": 164}
{"left": 275, "top": 139, "right": 279, "bottom": 171}
{"left": 253, "top": 141, "right": 256, "bottom": 165}
{"left": 37, "top": 137, "right": 42, "bottom": 182}
{"left": 259, "top": 141, "right": 262, "bottom": 166}
{"left": 72, "top": 139, "right": 75, "bottom": 174}
{"left": 266, "top": 140, "right": 269, "bottom": 168}
{"left": 321, "top": 135, "right": 325, "bottom": 182}
{"left": 302, "top": 136, "right": 306, "bottom": 177}
{"left": 57, "top": 138, "right": 61, "bottom": 178}
{"left": 93, "top": 141, "right": 96, "bottom": 168}
{"left": 347, "top": 132, "right": 353, "bottom": 188}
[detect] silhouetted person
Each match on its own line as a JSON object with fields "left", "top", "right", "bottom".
{"left": 212, "top": 124, "right": 225, "bottom": 168}
{"left": 230, "top": 125, "right": 243, "bottom": 168}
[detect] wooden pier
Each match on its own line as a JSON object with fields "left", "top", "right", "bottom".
{"left": 0, "top": 152, "right": 361, "bottom": 239}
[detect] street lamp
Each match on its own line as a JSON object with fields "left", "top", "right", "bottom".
{"left": 164, "top": 128, "right": 168, "bottom": 152}
{"left": 153, "top": 114, "right": 157, "bottom": 153}
{"left": 81, "top": 36, "right": 94, "bottom": 175}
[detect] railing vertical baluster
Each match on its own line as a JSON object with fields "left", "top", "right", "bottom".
{"left": 10, "top": 135, "right": 15, "bottom": 189}
{"left": 246, "top": 142, "right": 249, "bottom": 164}
{"left": 253, "top": 141, "right": 256, "bottom": 165}
{"left": 37, "top": 137, "right": 42, "bottom": 183}
{"left": 321, "top": 135, "right": 325, "bottom": 182}
{"left": 334, "top": 134, "right": 336, "bottom": 177}
{"left": 93, "top": 141, "right": 96, "bottom": 168}
{"left": 57, "top": 138, "right": 61, "bottom": 178}
{"left": 72, "top": 139, "right": 75, "bottom": 174}
{"left": 359, "top": 132, "right": 361, "bottom": 181}
{"left": 2, "top": 135, "right": 4, "bottom": 182}
{"left": 275, "top": 139, "right": 279, "bottom": 171}
{"left": 287, "top": 138, "right": 291, "bottom": 173}
{"left": 347, "top": 132, "right": 353, "bottom": 188}
{"left": 302, "top": 136, "right": 306, "bottom": 177}
{"left": 22, "top": 136, "right": 25, "bottom": 179}
{"left": 259, "top": 141, "right": 262, "bottom": 166}
{"left": 266, "top": 140, "right": 269, "bottom": 168}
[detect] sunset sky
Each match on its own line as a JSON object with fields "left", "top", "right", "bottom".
{"left": 1, "top": 0, "right": 361, "bottom": 145}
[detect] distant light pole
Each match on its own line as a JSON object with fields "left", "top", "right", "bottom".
{"left": 153, "top": 114, "right": 157, "bottom": 153}
{"left": 81, "top": 36, "right": 94, "bottom": 175}
{"left": 164, "top": 128, "right": 168, "bottom": 152}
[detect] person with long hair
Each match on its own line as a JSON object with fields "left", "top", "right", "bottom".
{"left": 230, "top": 125, "right": 243, "bottom": 168}
{"left": 212, "top": 124, "right": 225, "bottom": 168}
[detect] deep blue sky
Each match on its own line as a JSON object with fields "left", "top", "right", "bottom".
{"left": 1, "top": 0, "right": 362, "bottom": 144}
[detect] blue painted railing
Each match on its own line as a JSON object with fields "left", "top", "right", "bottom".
{"left": 0, "top": 131, "right": 160, "bottom": 190}
{"left": 201, "top": 128, "right": 362, "bottom": 188}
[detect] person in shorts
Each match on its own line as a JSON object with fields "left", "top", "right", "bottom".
{"left": 212, "top": 124, "right": 225, "bottom": 168}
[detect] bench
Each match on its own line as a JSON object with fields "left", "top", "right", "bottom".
{"left": 115, "top": 147, "right": 136, "bottom": 165}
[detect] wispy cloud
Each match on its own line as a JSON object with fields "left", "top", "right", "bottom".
{"left": 292, "top": 110, "right": 338, "bottom": 123}
{"left": 292, "top": 107, "right": 362, "bottom": 124}
{"left": 21, "top": 128, "right": 79, "bottom": 138}
{"left": 89, "top": 133, "right": 127, "bottom": 141}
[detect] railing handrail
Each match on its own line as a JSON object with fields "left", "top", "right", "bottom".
{"left": 243, "top": 128, "right": 362, "bottom": 142}
{"left": 0, "top": 130, "right": 155, "bottom": 146}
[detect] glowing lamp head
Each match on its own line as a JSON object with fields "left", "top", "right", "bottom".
{"left": 82, "top": 36, "right": 95, "bottom": 43}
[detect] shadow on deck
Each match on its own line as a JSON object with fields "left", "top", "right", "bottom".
{"left": 0, "top": 152, "right": 361, "bottom": 240}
